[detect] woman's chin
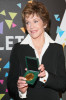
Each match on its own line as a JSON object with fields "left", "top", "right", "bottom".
{"left": 31, "top": 35, "right": 40, "bottom": 39}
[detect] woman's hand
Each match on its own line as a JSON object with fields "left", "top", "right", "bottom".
{"left": 17, "top": 76, "right": 28, "bottom": 93}
{"left": 38, "top": 64, "right": 46, "bottom": 78}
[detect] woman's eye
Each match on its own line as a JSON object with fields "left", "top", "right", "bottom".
{"left": 25, "top": 22, "right": 29, "bottom": 24}
{"left": 34, "top": 20, "right": 38, "bottom": 23}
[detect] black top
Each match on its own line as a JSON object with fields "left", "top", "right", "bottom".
{"left": 7, "top": 43, "right": 66, "bottom": 100}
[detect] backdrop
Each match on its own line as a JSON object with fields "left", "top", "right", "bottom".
{"left": 0, "top": 0, "right": 66, "bottom": 100}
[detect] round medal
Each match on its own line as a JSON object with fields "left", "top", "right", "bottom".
{"left": 25, "top": 73, "right": 34, "bottom": 81}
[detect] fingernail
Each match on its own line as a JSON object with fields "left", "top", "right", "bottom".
{"left": 25, "top": 78, "right": 27, "bottom": 80}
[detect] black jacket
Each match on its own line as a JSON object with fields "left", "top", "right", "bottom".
{"left": 7, "top": 43, "right": 66, "bottom": 100}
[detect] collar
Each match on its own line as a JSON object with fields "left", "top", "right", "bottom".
{"left": 20, "top": 32, "right": 55, "bottom": 48}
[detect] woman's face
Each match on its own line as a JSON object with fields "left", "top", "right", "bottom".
{"left": 25, "top": 14, "right": 46, "bottom": 39}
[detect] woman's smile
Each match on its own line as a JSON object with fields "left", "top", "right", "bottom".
{"left": 30, "top": 30, "right": 38, "bottom": 34}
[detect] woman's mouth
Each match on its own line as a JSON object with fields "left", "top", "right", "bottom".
{"left": 30, "top": 30, "right": 38, "bottom": 33}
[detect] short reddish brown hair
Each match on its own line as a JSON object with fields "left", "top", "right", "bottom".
{"left": 22, "top": 1, "right": 50, "bottom": 32}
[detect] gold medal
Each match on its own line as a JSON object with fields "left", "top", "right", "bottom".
{"left": 25, "top": 73, "right": 34, "bottom": 81}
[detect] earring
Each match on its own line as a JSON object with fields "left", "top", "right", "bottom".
{"left": 44, "top": 24, "right": 47, "bottom": 29}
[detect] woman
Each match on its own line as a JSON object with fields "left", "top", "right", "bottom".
{"left": 7, "top": 1, "right": 66, "bottom": 100}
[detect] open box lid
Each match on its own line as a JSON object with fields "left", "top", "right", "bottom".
{"left": 25, "top": 56, "right": 39, "bottom": 71}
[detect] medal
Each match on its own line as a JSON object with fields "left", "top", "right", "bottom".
{"left": 25, "top": 73, "right": 34, "bottom": 81}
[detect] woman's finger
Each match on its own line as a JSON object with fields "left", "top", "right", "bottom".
{"left": 18, "top": 76, "right": 26, "bottom": 80}
{"left": 38, "top": 71, "right": 46, "bottom": 77}
{"left": 25, "top": 68, "right": 27, "bottom": 71}
{"left": 38, "top": 64, "right": 45, "bottom": 71}
{"left": 17, "top": 80, "right": 26, "bottom": 84}
{"left": 17, "top": 83, "right": 28, "bottom": 88}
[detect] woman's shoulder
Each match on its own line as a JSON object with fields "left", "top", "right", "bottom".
{"left": 50, "top": 43, "right": 63, "bottom": 51}
{"left": 12, "top": 42, "right": 31, "bottom": 52}
{"left": 13, "top": 42, "right": 28, "bottom": 48}
{"left": 12, "top": 42, "right": 21, "bottom": 49}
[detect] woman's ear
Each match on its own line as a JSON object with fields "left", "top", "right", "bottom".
{"left": 44, "top": 24, "right": 47, "bottom": 29}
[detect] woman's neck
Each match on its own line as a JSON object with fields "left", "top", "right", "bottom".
{"left": 31, "top": 32, "right": 45, "bottom": 49}
{"left": 31, "top": 32, "right": 45, "bottom": 58}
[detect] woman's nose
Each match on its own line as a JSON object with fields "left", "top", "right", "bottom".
{"left": 30, "top": 23, "right": 34, "bottom": 29}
